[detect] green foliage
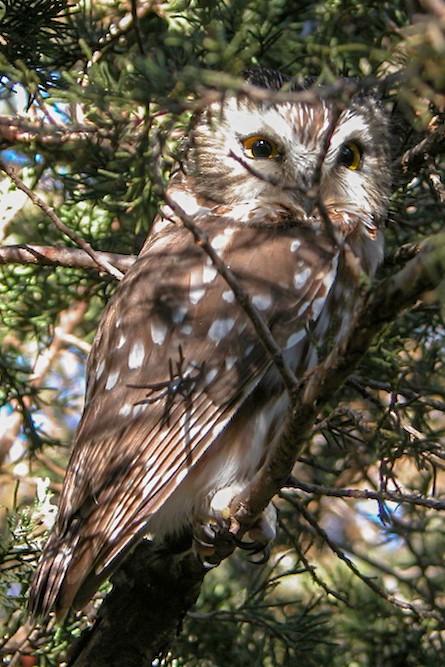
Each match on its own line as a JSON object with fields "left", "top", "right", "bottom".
{"left": 0, "top": 0, "right": 81, "bottom": 90}
{"left": 0, "top": 0, "right": 444, "bottom": 665}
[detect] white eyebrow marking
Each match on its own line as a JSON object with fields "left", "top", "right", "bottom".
{"left": 128, "top": 340, "right": 146, "bottom": 369}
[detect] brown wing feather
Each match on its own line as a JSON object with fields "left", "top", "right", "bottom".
{"left": 29, "top": 215, "right": 340, "bottom": 620}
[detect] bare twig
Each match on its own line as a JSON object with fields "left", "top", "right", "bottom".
{"left": 0, "top": 159, "right": 124, "bottom": 280}
{"left": 398, "top": 123, "right": 445, "bottom": 174}
{"left": 0, "top": 244, "right": 136, "bottom": 273}
{"left": 283, "top": 479, "right": 445, "bottom": 511}
{"left": 288, "top": 496, "right": 432, "bottom": 619}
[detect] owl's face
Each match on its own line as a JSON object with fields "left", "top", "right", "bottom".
{"left": 186, "top": 93, "right": 390, "bottom": 234}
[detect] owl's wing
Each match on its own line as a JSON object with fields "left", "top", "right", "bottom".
{"left": 29, "top": 214, "right": 340, "bottom": 619}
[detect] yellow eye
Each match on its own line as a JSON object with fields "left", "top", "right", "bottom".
{"left": 242, "top": 135, "right": 278, "bottom": 159}
{"left": 339, "top": 142, "right": 362, "bottom": 170}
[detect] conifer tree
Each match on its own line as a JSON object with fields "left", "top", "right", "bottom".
{"left": 0, "top": 2, "right": 445, "bottom": 665}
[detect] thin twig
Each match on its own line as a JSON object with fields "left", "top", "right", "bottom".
{"left": 283, "top": 479, "right": 445, "bottom": 511}
{"left": 289, "top": 495, "right": 429, "bottom": 619}
{"left": 0, "top": 244, "right": 136, "bottom": 273}
{"left": 0, "top": 159, "right": 124, "bottom": 280}
{"left": 150, "top": 154, "right": 299, "bottom": 395}
{"left": 397, "top": 123, "right": 445, "bottom": 174}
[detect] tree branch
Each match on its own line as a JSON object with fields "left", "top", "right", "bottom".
{"left": 0, "top": 159, "right": 125, "bottom": 280}
{"left": 0, "top": 244, "right": 136, "bottom": 273}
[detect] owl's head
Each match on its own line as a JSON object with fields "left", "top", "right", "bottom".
{"left": 183, "top": 70, "right": 391, "bottom": 237}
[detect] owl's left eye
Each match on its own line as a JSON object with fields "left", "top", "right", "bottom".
{"left": 339, "top": 142, "right": 362, "bottom": 170}
{"left": 242, "top": 135, "right": 278, "bottom": 159}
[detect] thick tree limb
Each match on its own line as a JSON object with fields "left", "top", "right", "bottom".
{"left": 67, "top": 542, "right": 207, "bottom": 667}
{"left": 67, "top": 233, "right": 445, "bottom": 666}
{"left": 0, "top": 244, "right": 136, "bottom": 273}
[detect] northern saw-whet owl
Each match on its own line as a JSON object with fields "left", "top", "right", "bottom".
{"left": 29, "top": 69, "right": 391, "bottom": 621}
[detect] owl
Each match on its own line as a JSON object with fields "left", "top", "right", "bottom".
{"left": 28, "top": 69, "right": 390, "bottom": 621}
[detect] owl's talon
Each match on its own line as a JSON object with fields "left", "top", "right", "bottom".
{"left": 247, "top": 543, "right": 271, "bottom": 565}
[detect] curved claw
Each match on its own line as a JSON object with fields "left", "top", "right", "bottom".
{"left": 247, "top": 543, "right": 271, "bottom": 565}
{"left": 231, "top": 534, "right": 266, "bottom": 552}
{"left": 230, "top": 533, "right": 271, "bottom": 564}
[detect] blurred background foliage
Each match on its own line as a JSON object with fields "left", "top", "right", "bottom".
{"left": 0, "top": 0, "right": 445, "bottom": 665}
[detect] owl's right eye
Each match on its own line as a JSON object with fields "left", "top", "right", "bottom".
{"left": 242, "top": 136, "right": 278, "bottom": 159}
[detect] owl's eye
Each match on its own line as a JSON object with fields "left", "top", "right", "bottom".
{"left": 339, "top": 142, "right": 362, "bottom": 170}
{"left": 242, "top": 135, "right": 278, "bottom": 159}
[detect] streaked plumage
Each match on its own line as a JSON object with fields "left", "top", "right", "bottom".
{"left": 29, "top": 69, "right": 390, "bottom": 621}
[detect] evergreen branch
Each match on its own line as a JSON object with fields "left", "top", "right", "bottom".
{"left": 0, "top": 158, "right": 125, "bottom": 280}
{"left": 289, "top": 497, "right": 430, "bottom": 620}
{"left": 0, "top": 115, "right": 98, "bottom": 146}
{"left": 0, "top": 244, "right": 136, "bottom": 273}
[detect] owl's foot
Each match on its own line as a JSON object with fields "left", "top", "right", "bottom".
{"left": 193, "top": 487, "right": 277, "bottom": 568}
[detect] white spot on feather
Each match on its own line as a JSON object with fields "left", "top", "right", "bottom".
{"left": 293, "top": 267, "right": 312, "bottom": 290}
{"left": 151, "top": 320, "right": 167, "bottom": 346}
{"left": 207, "top": 317, "right": 235, "bottom": 342}
{"left": 211, "top": 234, "right": 230, "bottom": 251}
{"left": 225, "top": 356, "right": 237, "bottom": 371}
{"left": 291, "top": 239, "right": 301, "bottom": 252}
{"left": 202, "top": 265, "right": 218, "bottom": 284}
{"left": 222, "top": 290, "right": 235, "bottom": 303}
{"left": 96, "top": 359, "right": 105, "bottom": 380}
{"left": 172, "top": 305, "right": 188, "bottom": 324}
{"left": 252, "top": 293, "right": 272, "bottom": 311}
{"left": 117, "top": 334, "right": 126, "bottom": 349}
{"left": 181, "top": 324, "right": 193, "bottom": 335}
{"left": 189, "top": 269, "right": 206, "bottom": 305}
{"left": 286, "top": 330, "right": 306, "bottom": 349}
{"left": 105, "top": 369, "right": 120, "bottom": 390}
{"left": 128, "top": 340, "right": 146, "bottom": 369}
{"left": 119, "top": 403, "right": 132, "bottom": 417}
{"left": 189, "top": 286, "right": 205, "bottom": 304}
{"left": 205, "top": 368, "right": 218, "bottom": 385}
{"left": 311, "top": 296, "right": 327, "bottom": 320}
